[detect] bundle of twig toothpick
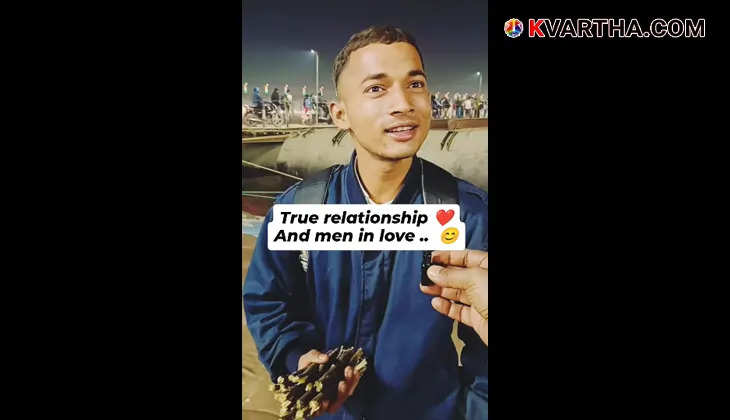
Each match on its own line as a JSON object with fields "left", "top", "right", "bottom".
{"left": 269, "top": 345, "right": 368, "bottom": 420}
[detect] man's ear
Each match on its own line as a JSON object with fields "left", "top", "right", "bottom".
{"left": 329, "top": 100, "right": 350, "bottom": 130}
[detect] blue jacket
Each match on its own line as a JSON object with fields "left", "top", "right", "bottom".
{"left": 243, "top": 153, "right": 488, "bottom": 420}
{"left": 252, "top": 88, "right": 262, "bottom": 107}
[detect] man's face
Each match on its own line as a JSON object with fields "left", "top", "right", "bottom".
{"left": 332, "top": 42, "right": 431, "bottom": 161}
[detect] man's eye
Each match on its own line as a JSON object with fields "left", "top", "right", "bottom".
{"left": 410, "top": 81, "right": 425, "bottom": 88}
{"left": 366, "top": 86, "right": 384, "bottom": 93}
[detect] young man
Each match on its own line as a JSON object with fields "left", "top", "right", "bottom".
{"left": 244, "top": 25, "right": 487, "bottom": 419}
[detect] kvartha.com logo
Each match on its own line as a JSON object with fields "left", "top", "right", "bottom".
{"left": 504, "top": 17, "right": 706, "bottom": 38}
{"left": 504, "top": 18, "right": 523, "bottom": 38}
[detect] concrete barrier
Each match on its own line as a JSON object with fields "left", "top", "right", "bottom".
{"left": 242, "top": 120, "right": 488, "bottom": 192}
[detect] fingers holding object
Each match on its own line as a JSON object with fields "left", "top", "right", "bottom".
{"left": 432, "top": 250, "right": 488, "bottom": 269}
{"left": 420, "top": 283, "right": 468, "bottom": 305}
{"left": 431, "top": 297, "right": 474, "bottom": 328}
{"left": 425, "top": 266, "right": 480, "bottom": 304}
{"left": 323, "top": 366, "right": 360, "bottom": 414}
{"left": 299, "top": 349, "right": 329, "bottom": 370}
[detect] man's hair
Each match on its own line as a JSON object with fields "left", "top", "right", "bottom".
{"left": 333, "top": 25, "right": 425, "bottom": 94}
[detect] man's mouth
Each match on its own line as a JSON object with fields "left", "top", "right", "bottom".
{"left": 384, "top": 124, "right": 418, "bottom": 141}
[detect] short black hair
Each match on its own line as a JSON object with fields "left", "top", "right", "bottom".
{"left": 333, "top": 25, "right": 425, "bottom": 93}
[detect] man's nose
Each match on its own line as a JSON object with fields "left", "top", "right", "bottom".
{"left": 389, "top": 86, "right": 414, "bottom": 115}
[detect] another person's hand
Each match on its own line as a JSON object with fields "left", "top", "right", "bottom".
{"left": 297, "top": 349, "right": 362, "bottom": 415}
{"left": 420, "top": 250, "right": 488, "bottom": 346}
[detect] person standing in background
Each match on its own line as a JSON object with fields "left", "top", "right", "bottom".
{"left": 264, "top": 83, "right": 270, "bottom": 97}
{"left": 302, "top": 94, "right": 312, "bottom": 124}
{"left": 449, "top": 93, "right": 453, "bottom": 118}
{"left": 284, "top": 89, "right": 293, "bottom": 121}
{"left": 252, "top": 87, "right": 263, "bottom": 114}
{"left": 434, "top": 91, "right": 441, "bottom": 119}
{"left": 302, "top": 85, "right": 307, "bottom": 115}
{"left": 271, "top": 88, "right": 281, "bottom": 108}
{"left": 283, "top": 83, "right": 289, "bottom": 114}
{"left": 317, "top": 85, "right": 327, "bottom": 123}
{"left": 464, "top": 94, "right": 473, "bottom": 118}
{"left": 443, "top": 92, "right": 451, "bottom": 119}
{"left": 283, "top": 83, "right": 289, "bottom": 109}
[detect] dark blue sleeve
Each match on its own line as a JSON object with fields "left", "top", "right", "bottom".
{"left": 459, "top": 187, "right": 489, "bottom": 417}
{"left": 243, "top": 204, "right": 323, "bottom": 381}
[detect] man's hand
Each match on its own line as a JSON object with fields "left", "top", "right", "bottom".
{"left": 419, "top": 250, "right": 488, "bottom": 346}
{"left": 297, "top": 349, "right": 362, "bottom": 415}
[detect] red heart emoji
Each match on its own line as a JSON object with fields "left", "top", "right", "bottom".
{"left": 436, "top": 209, "right": 455, "bottom": 226}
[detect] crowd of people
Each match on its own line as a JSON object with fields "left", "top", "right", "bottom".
{"left": 243, "top": 82, "right": 330, "bottom": 124}
{"left": 243, "top": 82, "right": 488, "bottom": 124}
{"left": 431, "top": 91, "right": 487, "bottom": 119}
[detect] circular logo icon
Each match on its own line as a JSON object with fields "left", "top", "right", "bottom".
{"left": 504, "top": 18, "right": 523, "bottom": 38}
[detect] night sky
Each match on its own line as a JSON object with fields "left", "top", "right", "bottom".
{"left": 242, "top": 0, "right": 488, "bottom": 102}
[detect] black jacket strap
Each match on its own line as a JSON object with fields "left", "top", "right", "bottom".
{"left": 420, "top": 158, "right": 458, "bottom": 205}
{"left": 293, "top": 165, "right": 341, "bottom": 204}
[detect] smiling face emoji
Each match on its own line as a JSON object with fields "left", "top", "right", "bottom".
{"left": 441, "top": 227, "right": 459, "bottom": 244}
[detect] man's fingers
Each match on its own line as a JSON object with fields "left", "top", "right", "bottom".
{"left": 437, "top": 285, "right": 468, "bottom": 304}
{"left": 420, "top": 283, "right": 470, "bottom": 305}
{"left": 298, "top": 360, "right": 361, "bottom": 415}
{"left": 431, "top": 297, "right": 474, "bottom": 328}
{"left": 307, "top": 349, "right": 328, "bottom": 363}
{"left": 419, "top": 284, "right": 443, "bottom": 296}
{"left": 347, "top": 368, "right": 361, "bottom": 396}
{"left": 432, "top": 250, "right": 488, "bottom": 269}
{"left": 338, "top": 380, "right": 347, "bottom": 398}
{"left": 326, "top": 381, "right": 349, "bottom": 413}
{"left": 325, "top": 367, "right": 361, "bottom": 414}
{"left": 427, "top": 266, "right": 484, "bottom": 298}
{"left": 298, "top": 349, "right": 328, "bottom": 370}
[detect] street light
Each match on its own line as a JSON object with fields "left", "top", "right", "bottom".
{"left": 476, "top": 72, "right": 482, "bottom": 95}
{"left": 311, "top": 49, "right": 319, "bottom": 125}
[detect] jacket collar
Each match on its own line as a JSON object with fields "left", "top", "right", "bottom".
{"left": 344, "top": 151, "right": 422, "bottom": 205}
